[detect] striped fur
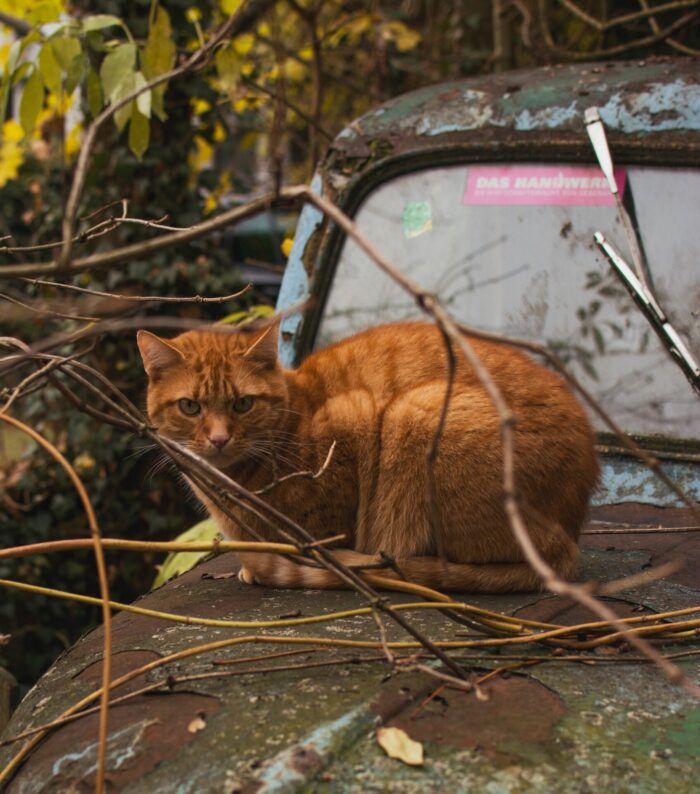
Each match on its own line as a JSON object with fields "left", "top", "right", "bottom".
{"left": 138, "top": 322, "right": 598, "bottom": 593}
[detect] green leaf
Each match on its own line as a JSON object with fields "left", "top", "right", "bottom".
{"left": 218, "top": 305, "right": 276, "bottom": 325}
{"left": 10, "top": 63, "right": 32, "bottom": 87}
{"left": 99, "top": 42, "right": 136, "bottom": 104}
{"left": 151, "top": 519, "right": 220, "bottom": 589}
{"left": 65, "top": 52, "right": 87, "bottom": 95}
{"left": 215, "top": 44, "right": 240, "bottom": 95}
{"left": 38, "top": 42, "right": 62, "bottom": 93}
{"left": 142, "top": 6, "right": 176, "bottom": 79}
{"left": 51, "top": 36, "right": 81, "bottom": 72}
{"left": 0, "top": 78, "right": 9, "bottom": 130}
{"left": 82, "top": 14, "right": 124, "bottom": 33}
{"left": 6, "top": 39, "right": 22, "bottom": 77}
{"left": 28, "top": 1, "right": 63, "bottom": 25}
{"left": 141, "top": 6, "right": 176, "bottom": 122}
{"left": 128, "top": 106, "right": 150, "bottom": 159}
{"left": 19, "top": 69, "right": 45, "bottom": 135}
{"left": 86, "top": 66, "right": 103, "bottom": 118}
{"left": 112, "top": 71, "right": 135, "bottom": 131}
{"left": 133, "top": 71, "right": 151, "bottom": 118}
{"left": 151, "top": 87, "right": 165, "bottom": 122}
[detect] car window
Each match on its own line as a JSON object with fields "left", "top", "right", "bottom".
{"left": 317, "top": 164, "right": 700, "bottom": 441}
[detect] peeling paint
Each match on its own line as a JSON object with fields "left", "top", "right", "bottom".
{"left": 514, "top": 100, "right": 579, "bottom": 131}
{"left": 277, "top": 174, "right": 324, "bottom": 367}
{"left": 595, "top": 457, "right": 700, "bottom": 506}
{"left": 601, "top": 79, "right": 700, "bottom": 132}
{"left": 327, "top": 60, "right": 700, "bottom": 161}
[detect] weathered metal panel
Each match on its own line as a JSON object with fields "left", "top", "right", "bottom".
{"left": 2, "top": 536, "right": 699, "bottom": 792}
{"left": 330, "top": 60, "right": 700, "bottom": 161}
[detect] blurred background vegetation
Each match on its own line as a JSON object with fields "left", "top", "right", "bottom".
{"left": 1, "top": 0, "right": 698, "bottom": 699}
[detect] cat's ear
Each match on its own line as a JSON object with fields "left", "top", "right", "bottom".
{"left": 137, "top": 331, "right": 184, "bottom": 377}
{"left": 243, "top": 319, "right": 279, "bottom": 366}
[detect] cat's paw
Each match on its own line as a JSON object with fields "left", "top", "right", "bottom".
{"left": 237, "top": 565, "right": 257, "bottom": 585}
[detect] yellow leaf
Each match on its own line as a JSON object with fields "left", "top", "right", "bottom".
{"left": 3, "top": 119, "right": 24, "bottom": 144}
{"left": 151, "top": 519, "right": 221, "bottom": 589}
{"left": 218, "top": 305, "right": 275, "bottom": 325}
{"left": 64, "top": 123, "right": 82, "bottom": 160}
{"left": 213, "top": 121, "right": 226, "bottom": 142}
{"left": 0, "top": 120, "right": 25, "bottom": 188}
{"left": 188, "top": 133, "right": 213, "bottom": 172}
{"left": 283, "top": 58, "right": 305, "bottom": 83}
{"left": 203, "top": 193, "right": 217, "bottom": 214}
{"left": 281, "top": 237, "right": 294, "bottom": 257}
{"left": 73, "top": 451, "right": 96, "bottom": 473}
{"left": 381, "top": 21, "right": 422, "bottom": 52}
{"left": 376, "top": 727, "right": 424, "bottom": 766}
{"left": 220, "top": 0, "right": 243, "bottom": 13}
{"left": 233, "top": 33, "right": 255, "bottom": 56}
{"left": 185, "top": 7, "right": 202, "bottom": 23}
{"left": 191, "top": 98, "right": 211, "bottom": 115}
{"left": 0, "top": 42, "right": 11, "bottom": 70}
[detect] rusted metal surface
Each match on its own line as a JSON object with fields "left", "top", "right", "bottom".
{"left": 514, "top": 595, "right": 656, "bottom": 625}
{"left": 2, "top": 533, "right": 699, "bottom": 792}
{"left": 373, "top": 670, "right": 568, "bottom": 762}
{"left": 586, "top": 503, "right": 700, "bottom": 589}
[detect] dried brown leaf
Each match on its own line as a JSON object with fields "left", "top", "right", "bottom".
{"left": 376, "top": 726, "right": 424, "bottom": 766}
{"left": 187, "top": 714, "right": 207, "bottom": 733}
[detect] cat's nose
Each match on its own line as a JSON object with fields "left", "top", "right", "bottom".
{"left": 209, "top": 433, "right": 230, "bottom": 450}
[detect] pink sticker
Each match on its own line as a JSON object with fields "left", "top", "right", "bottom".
{"left": 463, "top": 165, "right": 626, "bottom": 206}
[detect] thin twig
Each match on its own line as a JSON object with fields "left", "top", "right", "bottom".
{"left": 19, "top": 278, "right": 251, "bottom": 305}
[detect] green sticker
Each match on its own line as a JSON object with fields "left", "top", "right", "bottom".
{"left": 402, "top": 201, "right": 432, "bottom": 238}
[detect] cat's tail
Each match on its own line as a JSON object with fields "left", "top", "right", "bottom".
{"left": 237, "top": 547, "right": 573, "bottom": 594}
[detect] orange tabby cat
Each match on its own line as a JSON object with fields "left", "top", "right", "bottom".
{"left": 138, "top": 321, "right": 598, "bottom": 592}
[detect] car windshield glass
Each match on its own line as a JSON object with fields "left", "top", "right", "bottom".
{"left": 317, "top": 164, "right": 700, "bottom": 442}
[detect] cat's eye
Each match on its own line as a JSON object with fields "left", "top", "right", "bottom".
{"left": 233, "top": 395, "right": 254, "bottom": 414}
{"left": 178, "top": 398, "right": 201, "bottom": 416}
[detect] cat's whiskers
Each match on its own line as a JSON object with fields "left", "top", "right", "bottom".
{"left": 124, "top": 442, "right": 157, "bottom": 462}
{"left": 248, "top": 437, "right": 308, "bottom": 470}
{"left": 145, "top": 453, "right": 176, "bottom": 484}
{"left": 245, "top": 443, "right": 302, "bottom": 473}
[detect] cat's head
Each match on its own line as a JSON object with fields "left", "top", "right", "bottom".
{"left": 137, "top": 323, "right": 288, "bottom": 468}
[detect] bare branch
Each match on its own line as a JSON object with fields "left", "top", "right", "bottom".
{"left": 18, "top": 278, "right": 251, "bottom": 306}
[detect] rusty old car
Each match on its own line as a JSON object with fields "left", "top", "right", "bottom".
{"left": 2, "top": 57, "right": 700, "bottom": 793}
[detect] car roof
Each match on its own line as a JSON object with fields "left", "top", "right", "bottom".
{"left": 325, "top": 58, "right": 700, "bottom": 173}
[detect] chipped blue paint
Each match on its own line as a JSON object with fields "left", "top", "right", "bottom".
{"left": 249, "top": 704, "right": 371, "bottom": 792}
{"left": 333, "top": 61, "right": 700, "bottom": 146}
{"left": 514, "top": 100, "right": 579, "bottom": 130}
{"left": 594, "top": 457, "right": 700, "bottom": 507}
{"left": 276, "top": 174, "right": 323, "bottom": 367}
{"left": 420, "top": 90, "right": 496, "bottom": 135}
{"left": 598, "top": 80, "right": 700, "bottom": 132}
